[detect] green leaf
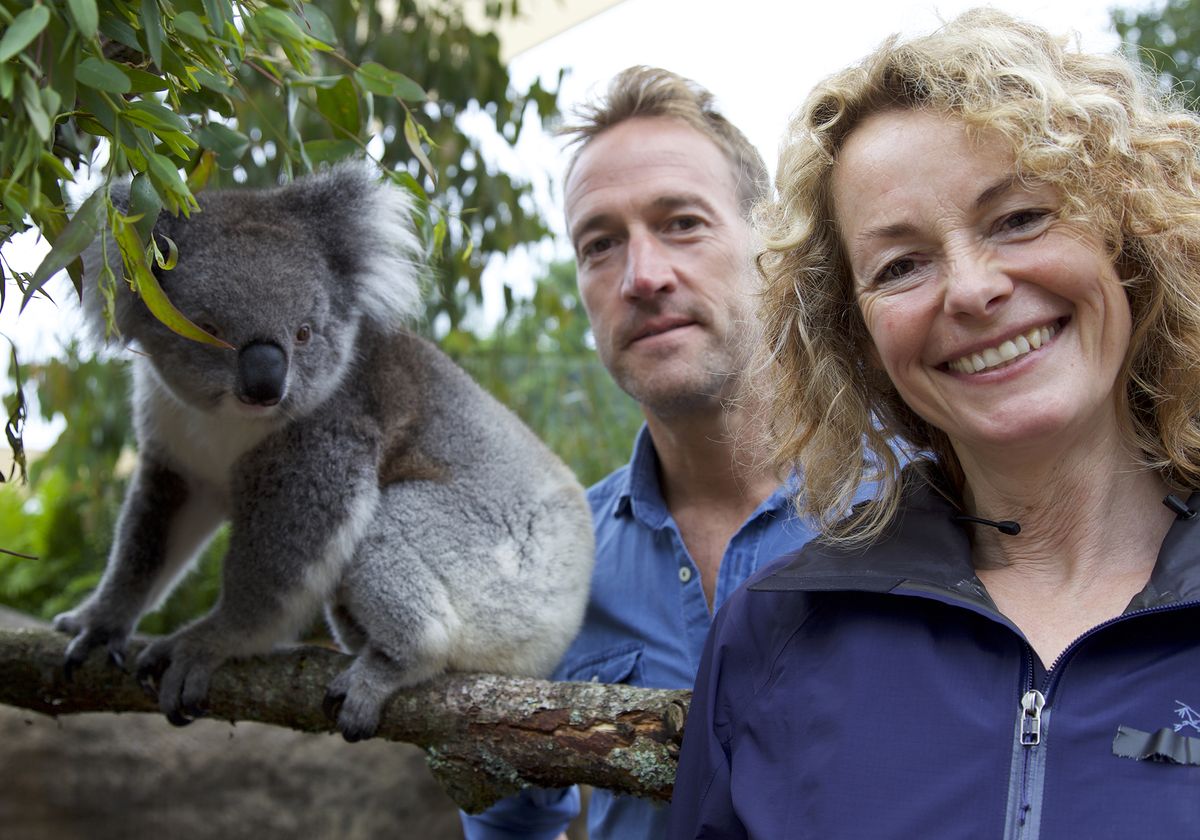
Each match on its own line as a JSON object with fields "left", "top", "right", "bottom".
{"left": 76, "top": 85, "right": 118, "bottom": 136}
{"left": 172, "top": 11, "right": 207, "bottom": 41}
{"left": 141, "top": 0, "right": 164, "bottom": 68}
{"left": 291, "top": 5, "right": 336, "bottom": 45}
{"left": 98, "top": 14, "right": 139, "bottom": 53}
{"left": 0, "top": 62, "right": 13, "bottom": 101}
{"left": 112, "top": 217, "right": 230, "bottom": 349}
{"left": 76, "top": 57, "right": 132, "bottom": 94}
{"left": 23, "top": 188, "right": 107, "bottom": 311}
{"left": 21, "top": 73, "right": 52, "bottom": 141}
{"left": 38, "top": 151, "right": 75, "bottom": 183}
{"left": 65, "top": 0, "right": 99, "bottom": 38}
{"left": 47, "top": 36, "right": 78, "bottom": 106}
{"left": 128, "top": 172, "right": 161, "bottom": 243}
{"left": 120, "top": 65, "right": 169, "bottom": 93}
{"left": 290, "top": 74, "right": 348, "bottom": 90}
{"left": 202, "top": 0, "right": 230, "bottom": 32}
{"left": 125, "top": 99, "right": 191, "bottom": 134}
{"left": 404, "top": 113, "right": 436, "bottom": 184}
{"left": 356, "top": 62, "right": 426, "bottom": 100}
{"left": 315, "top": 75, "right": 360, "bottom": 136}
{"left": 186, "top": 149, "right": 216, "bottom": 192}
{"left": 144, "top": 152, "right": 195, "bottom": 215}
{"left": 193, "top": 68, "right": 233, "bottom": 95}
{"left": 0, "top": 5, "right": 51, "bottom": 64}
{"left": 301, "top": 139, "right": 360, "bottom": 165}
{"left": 192, "top": 122, "right": 248, "bottom": 167}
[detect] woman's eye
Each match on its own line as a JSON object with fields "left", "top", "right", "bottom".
{"left": 999, "top": 208, "right": 1050, "bottom": 232}
{"left": 876, "top": 257, "right": 916, "bottom": 284}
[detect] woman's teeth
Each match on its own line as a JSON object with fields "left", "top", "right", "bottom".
{"left": 948, "top": 322, "right": 1059, "bottom": 375}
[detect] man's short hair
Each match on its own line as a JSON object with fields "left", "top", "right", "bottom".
{"left": 560, "top": 66, "right": 769, "bottom": 214}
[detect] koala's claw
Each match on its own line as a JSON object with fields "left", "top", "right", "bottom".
{"left": 135, "top": 635, "right": 221, "bottom": 727}
{"left": 57, "top": 620, "right": 129, "bottom": 683}
{"left": 321, "top": 688, "right": 346, "bottom": 724}
{"left": 326, "top": 663, "right": 392, "bottom": 743}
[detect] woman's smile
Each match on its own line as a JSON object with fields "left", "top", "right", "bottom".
{"left": 944, "top": 318, "right": 1062, "bottom": 375}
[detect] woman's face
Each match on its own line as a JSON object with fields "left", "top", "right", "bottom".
{"left": 831, "top": 109, "right": 1132, "bottom": 463}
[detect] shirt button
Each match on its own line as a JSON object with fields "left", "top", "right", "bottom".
{"left": 678, "top": 566, "right": 693, "bottom": 583}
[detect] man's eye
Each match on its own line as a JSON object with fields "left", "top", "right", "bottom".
{"left": 583, "top": 237, "right": 615, "bottom": 258}
{"left": 667, "top": 216, "right": 701, "bottom": 232}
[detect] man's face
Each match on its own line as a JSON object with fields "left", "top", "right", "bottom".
{"left": 565, "top": 117, "right": 755, "bottom": 418}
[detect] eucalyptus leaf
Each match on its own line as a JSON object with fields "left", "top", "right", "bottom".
{"left": 21, "top": 75, "right": 52, "bottom": 142}
{"left": 356, "top": 62, "right": 426, "bottom": 100}
{"left": 120, "top": 66, "right": 170, "bottom": 93}
{"left": 0, "top": 62, "right": 13, "bottom": 102}
{"left": 172, "top": 11, "right": 208, "bottom": 41}
{"left": 23, "top": 188, "right": 107, "bottom": 311}
{"left": 144, "top": 152, "right": 194, "bottom": 215}
{"left": 404, "top": 113, "right": 436, "bottom": 183}
{"left": 301, "top": 138, "right": 360, "bottom": 165}
{"left": 128, "top": 172, "right": 162, "bottom": 243}
{"left": 76, "top": 58, "right": 132, "bottom": 94}
{"left": 125, "top": 99, "right": 192, "bottom": 133}
{"left": 202, "top": 0, "right": 230, "bottom": 32}
{"left": 186, "top": 149, "right": 216, "bottom": 192}
{"left": 38, "top": 151, "right": 75, "bottom": 183}
{"left": 142, "top": 0, "right": 164, "bottom": 68}
{"left": 315, "top": 76, "right": 360, "bottom": 136}
{"left": 192, "top": 122, "right": 249, "bottom": 167}
{"left": 65, "top": 0, "right": 99, "bottom": 38}
{"left": 112, "top": 217, "right": 230, "bottom": 349}
{"left": 291, "top": 5, "right": 337, "bottom": 46}
{"left": 0, "top": 5, "right": 51, "bottom": 65}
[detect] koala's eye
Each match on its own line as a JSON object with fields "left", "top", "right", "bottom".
{"left": 199, "top": 322, "right": 222, "bottom": 339}
{"left": 295, "top": 324, "right": 312, "bottom": 344}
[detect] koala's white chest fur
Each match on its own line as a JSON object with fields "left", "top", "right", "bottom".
{"left": 133, "top": 361, "right": 281, "bottom": 497}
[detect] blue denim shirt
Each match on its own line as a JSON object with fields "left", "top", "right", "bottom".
{"left": 461, "top": 426, "right": 819, "bottom": 840}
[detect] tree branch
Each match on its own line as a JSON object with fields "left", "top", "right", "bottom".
{"left": 0, "top": 628, "right": 688, "bottom": 812}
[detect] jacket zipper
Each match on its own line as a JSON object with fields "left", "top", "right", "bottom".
{"left": 1002, "top": 599, "right": 1200, "bottom": 840}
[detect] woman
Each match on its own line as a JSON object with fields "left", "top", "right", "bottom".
{"left": 669, "top": 9, "right": 1200, "bottom": 838}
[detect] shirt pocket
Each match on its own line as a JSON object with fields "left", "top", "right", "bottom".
{"left": 561, "top": 643, "right": 644, "bottom": 686}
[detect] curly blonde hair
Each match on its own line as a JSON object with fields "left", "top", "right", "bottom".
{"left": 756, "top": 8, "right": 1200, "bottom": 545}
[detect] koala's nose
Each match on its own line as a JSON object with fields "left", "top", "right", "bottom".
{"left": 237, "top": 341, "right": 287, "bottom": 406}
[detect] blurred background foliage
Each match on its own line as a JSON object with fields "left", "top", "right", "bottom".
{"left": 0, "top": 0, "right": 641, "bottom": 629}
{"left": 1113, "top": 0, "right": 1200, "bottom": 106}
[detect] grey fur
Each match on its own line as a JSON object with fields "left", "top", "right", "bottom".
{"left": 54, "top": 163, "right": 594, "bottom": 740}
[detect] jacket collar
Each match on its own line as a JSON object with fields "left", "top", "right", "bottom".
{"left": 752, "top": 470, "right": 1200, "bottom": 612}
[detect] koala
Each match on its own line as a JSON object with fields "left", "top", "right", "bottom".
{"left": 53, "top": 163, "right": 595, "bottom": 741}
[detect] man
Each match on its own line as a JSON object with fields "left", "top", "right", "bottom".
{"left": 461, "top": 66, "right": 819, "bottom": 839}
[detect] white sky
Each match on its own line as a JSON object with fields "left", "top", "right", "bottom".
{"left": 0, "top": 0, "right": 1144, "bottom": 448}
{"left": 482, "top": 0, "right": 1130, "bottom": 313}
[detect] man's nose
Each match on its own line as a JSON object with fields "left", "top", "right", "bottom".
{"left": 944, "top": 252, "right": 1014, "bottom": 318}
{"left": 621, "top": 233, "right": 677, "bottom": 299}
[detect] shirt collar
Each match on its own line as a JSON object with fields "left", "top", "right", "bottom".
{"left": 613, "top": 425, "right": 795, "bottom": 527}
{"left": 612, "top": 425, "right": 668, "bottom": 527}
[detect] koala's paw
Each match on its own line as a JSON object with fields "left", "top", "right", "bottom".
{"left": 323, "top": 658, "right": 408, "bottom": 743}
{"left": 135, "top": 631, "right": 226, "bottom": 727}
{"left": 52, "top": 605, "right": 131, "bottom": 680}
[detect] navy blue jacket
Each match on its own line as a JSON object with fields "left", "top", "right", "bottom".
{"left": 669, "top": 480, "right": 1200, "bottom": 839}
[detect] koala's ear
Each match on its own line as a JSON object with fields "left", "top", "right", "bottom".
{"left": 300, "top": 160, "right": 425, "bottom": 328}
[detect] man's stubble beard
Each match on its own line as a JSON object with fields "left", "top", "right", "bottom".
{"left": 605, "top": 322, "right": 758, "bottom": 420}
